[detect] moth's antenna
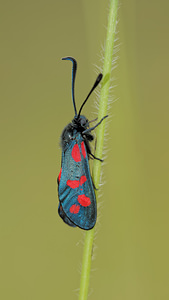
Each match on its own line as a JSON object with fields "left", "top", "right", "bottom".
{"left": 62, "top": 57, "right": 77, "bottom": 116}
{"left": 78, "top": 73, "right": 103, "bottom": 118}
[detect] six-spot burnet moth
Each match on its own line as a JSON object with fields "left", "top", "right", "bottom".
{"left": 57, "top": 57, "right": 107, "bottom": 230}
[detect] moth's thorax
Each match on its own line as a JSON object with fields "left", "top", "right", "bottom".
{"left": 61, "top": 115, "right": 89, "bottom": 150}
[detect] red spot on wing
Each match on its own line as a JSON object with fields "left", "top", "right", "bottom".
{"left": 58, "top": 168, "right": 62, "bottom": 183}
{"left": 67, "top": 180, "right": 79, "bottom": 189}
{"left": 67, "top": 176, "right": 86, "bottom": 189}
{"left": 80, "top": 175, "right": 87, "bottom": 185}
{"left": 69, "top": 204, "right": 80, "bottom": 214}
{"left": 71, "top": 144, "right": 81, "bottom": 162}
{"left": 81, "top": 141, "right": 86, "bottom": 158}
{"left": 78, "top": 194, "right": 91, "bottom": 207}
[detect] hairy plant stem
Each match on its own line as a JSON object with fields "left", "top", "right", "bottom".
{"left": 78, "top": 1, "right": 119, "bottom": 299}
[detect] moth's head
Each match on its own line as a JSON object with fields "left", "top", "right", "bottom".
{"left": 73, "top": 115, "right": 89, "bottom": 130}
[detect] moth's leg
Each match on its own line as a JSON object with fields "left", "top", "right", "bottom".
{"left": 85, "top": 140, "right": 103, "bottom": 162}
{"left": 92, "top": 179, "right": 98, "bottom": 190}
{"left": 88, "top": 117, "right": 98, "bottom": 124}
{"left": 82, "top": 115, "right": 108, "bottom": 134}
{"left": 90, "top": 153, "right": 103, "bottom": 162}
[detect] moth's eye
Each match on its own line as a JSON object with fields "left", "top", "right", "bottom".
{"left": 80, "top": 117, "right": 88, "bottom": 126}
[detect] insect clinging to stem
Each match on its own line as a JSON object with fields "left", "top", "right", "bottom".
{"left": 57, "top": 57, "right": 107, "bottom": 230}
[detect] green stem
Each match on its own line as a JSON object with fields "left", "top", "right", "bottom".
{"left": 78, "top": 1, "right": 119, "bottom": 299}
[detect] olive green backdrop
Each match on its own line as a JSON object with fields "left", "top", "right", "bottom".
{"left": 0, "top": 0, "right": 169, "bottom": 299}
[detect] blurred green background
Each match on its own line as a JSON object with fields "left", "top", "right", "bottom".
{"left": 0, "top": 0, "right": 169, "bottom": 299}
